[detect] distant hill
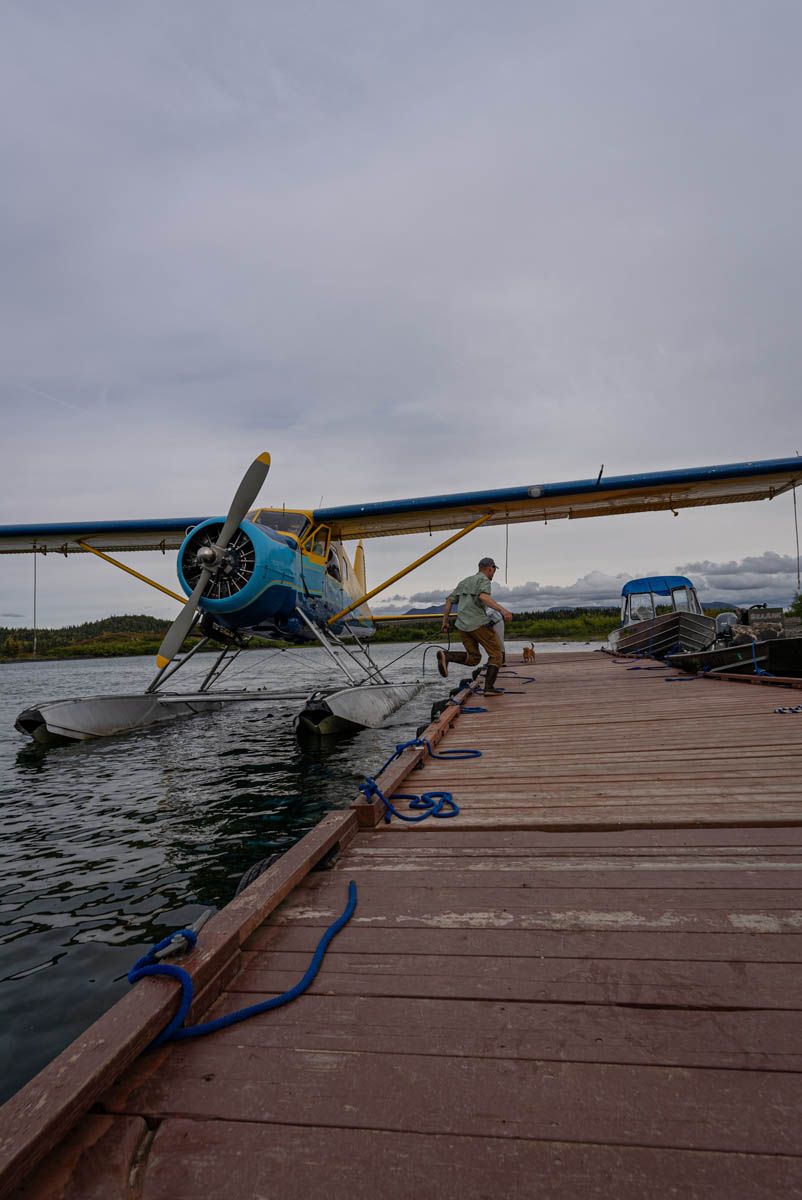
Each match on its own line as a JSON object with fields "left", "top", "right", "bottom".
{"left": 0, "top": 614, "right": 301, "bottom": 662}
{"left": 0, "top": 615, "right": 173, "bottom": 661}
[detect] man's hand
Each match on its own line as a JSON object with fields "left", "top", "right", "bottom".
{"left": 440, "top": 621, "right": 450, "bottom": 634}
{"left": 500, "top": 607, "right": 513, "bottom": 622}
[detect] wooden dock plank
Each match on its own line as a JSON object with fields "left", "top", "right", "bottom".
{"left": 247, "top": 922, "right": 802, "bottom": 962}
{"left": 103, "top": 1046, "right": 800, "bottom": 1156}
{"left": 139, "top": 1121, "right": 802, "bottom": 1200}
{"left": 229, "top": 949, "right": 801, "bottom": 1008}
{"left": 126, "top": 991, "right": 802, "bottom": 1071}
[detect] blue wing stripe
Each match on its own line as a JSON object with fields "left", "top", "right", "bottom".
{"left": 314, "top": 457, "right": 802, "bottom": 526}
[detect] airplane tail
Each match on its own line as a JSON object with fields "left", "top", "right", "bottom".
{"left": 354, "top": 540, "right": 366, "bottom": 591}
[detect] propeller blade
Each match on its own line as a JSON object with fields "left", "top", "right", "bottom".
{"left": 156, "top": 453, "right": 271, "bottom": 669}
{"left": 156, "top": 568, "right": 211, "bottom": 669}
{"left": 215, "top": 452, "right": 271, "bottom": 550}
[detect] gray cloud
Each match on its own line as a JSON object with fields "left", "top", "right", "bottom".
{"left": 1, "top": 3, "right": 801, "bottom": 623}
{"left": 377, "top": 553, "right": 801, "bottom": 613}
{"left": 678, "top": 552, "right": 801, "bottom": 603}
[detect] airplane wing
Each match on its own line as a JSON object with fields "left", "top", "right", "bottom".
{"left": 314, "top": 456, "right": 802, "bottom": 540}
{"left": 0, "top": 518, "right": 205, "bottom": 554}
{"left": 2, "top": 455, "right": 800, "bottom": 554}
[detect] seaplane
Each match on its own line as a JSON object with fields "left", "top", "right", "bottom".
{"left": 1, "top": 451, "right": 800, "bottom": 745}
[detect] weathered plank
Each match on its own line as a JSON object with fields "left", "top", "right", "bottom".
{"left": 102, "top": 1047, "right": 801, "bottom": 1155}
{"left": 230, "top": 948, "right": 802, "bottom": 1008}
{"left": 246, "top": 921, "right": 802, "bottom": 963}
{"left": 138, "top": 1120, "right": 802, "bottom": 1200}
{"left": 148, "top": 991, "right": 802, "bottom": 1071}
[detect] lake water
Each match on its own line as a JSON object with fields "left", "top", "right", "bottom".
{"left": 0, "top": 639, "right": 602, "bottom": 1103}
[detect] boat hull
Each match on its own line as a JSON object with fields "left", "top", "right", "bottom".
{"left": 668, "top": 635, "right": 802, "bottom": 678}
{"left": 608, "top": 611, "right": 716, "bottom": 659}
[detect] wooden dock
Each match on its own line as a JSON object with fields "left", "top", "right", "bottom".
{"left": 2, "top": 650, "right": 802, "bottom": 1197}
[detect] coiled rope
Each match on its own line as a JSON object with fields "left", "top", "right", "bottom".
{"left": 359, "top": 736, "right": 482, "bottom": 824}
{"left": 129, "top": 881, "right": 357, "bottom": 1046}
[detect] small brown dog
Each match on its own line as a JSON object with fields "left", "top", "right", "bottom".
{"left": 522, "top": 643, "right": 536, "bottom": 664}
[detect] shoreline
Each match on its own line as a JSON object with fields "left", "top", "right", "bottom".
{"left": 0, "top": 635, "right": 605, "bottom": 666}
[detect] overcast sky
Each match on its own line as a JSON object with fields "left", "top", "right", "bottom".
{"left": 2, "top": 1, "right": 801, "bottom": 627}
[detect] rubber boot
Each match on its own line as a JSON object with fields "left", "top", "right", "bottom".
{"left": 437, "top": 650, "right": 468, "bottom": 678}
{"left": 484, "top": 665, "right": 504, "bottom": 695}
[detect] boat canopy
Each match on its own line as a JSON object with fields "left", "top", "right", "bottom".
{"left": 621, "top": 576, "right": 695, "bottom": 597}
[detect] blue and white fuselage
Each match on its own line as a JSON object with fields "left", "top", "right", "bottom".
{"left": 175, "top": 512, "right": 374, "bottom": 641}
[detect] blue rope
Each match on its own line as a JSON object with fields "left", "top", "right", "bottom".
{"left": 375, "top": 737, "right": 482, "bottom": 776}
{"left": 751, "top": 640, "right": 772, "bottom": 676}
{"left": 775, "top": 705, "right": 802, "bottom": 714}
{"left": 360, "top": 777, "right": 460, "bottom": 823}
{"left": 129, "top": 882, "right": 357, "bottom": 1046}
{"left": 358, "top": 735, "right": 482, "bottom": 824}
{"left": 461, "top": 706, "right": 488, "bottom": 713}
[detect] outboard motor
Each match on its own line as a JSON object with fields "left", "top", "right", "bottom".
{"left": 715, "top": 612, "right": 738, "bottom": 645}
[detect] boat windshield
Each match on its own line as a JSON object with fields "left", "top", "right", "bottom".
{"left": 627, "top": 593, "right": 655, "bottom": 622}
{"left": 672, "top": 585, "right": 701, "bottom": 614}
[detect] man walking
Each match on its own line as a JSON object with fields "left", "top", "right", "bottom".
{"left": 437, "top": 557, "right": 513, "bottom": 696}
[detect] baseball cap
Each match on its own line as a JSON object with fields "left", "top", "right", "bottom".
{"left": 478, "top": 557, "right": 498, "bottom": 569}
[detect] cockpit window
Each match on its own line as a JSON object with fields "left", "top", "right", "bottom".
{"left": 326, "top": 548, "right": 341, "bottom": 581}
{"left": 305, "top": 525, "right": 330, "bottom": 558}
{"left": 253, "top": 510, "right": 309, "bottom": 538}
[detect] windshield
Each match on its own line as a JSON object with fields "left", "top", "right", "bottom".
{"left": 253, "top": 509, "right": 309, "bottom": 538}
{"left": 627, "top": 593, "right": 654, "bottom": 622}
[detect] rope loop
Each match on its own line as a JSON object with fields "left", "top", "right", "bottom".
{"left": 428, "top": 747, "right": 482, "bottom": 760}
{"left": 388, "top": 791, "right": 460, "bottom": 822}
{"left": 358, "top": 722, "right": 483, "bottom": 825}
{"left": 129, "top": 883, "right": 357, "bottom": 1046}
{"left": 360, "top": 776, "right": 461, "bottom": 823}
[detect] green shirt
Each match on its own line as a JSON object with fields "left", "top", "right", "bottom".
{"left": 450, "top": 572, "right": 492, "bottom": 632}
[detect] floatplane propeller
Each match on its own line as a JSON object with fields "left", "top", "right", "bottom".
{"left": 155, "top": 452, "right": 271, "bottom": 670}
{"left": 3, "top": 452, "right": 801, "bottom": 744}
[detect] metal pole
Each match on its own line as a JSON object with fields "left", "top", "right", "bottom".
{"left": 794, "top": 486, "right": 801, "bottom": 594}
{"left": 295, "top": 607, "right": 358, "bottom": 684}
{"left": 146, "top": 629, "right": 208, "bottom": 693}
{"left": 32, "top": 545, "right": 37, "bottom": 658}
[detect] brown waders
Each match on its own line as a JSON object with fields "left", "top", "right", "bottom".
{"left": 437, "top": 624, "right": 505, "bottom": 695}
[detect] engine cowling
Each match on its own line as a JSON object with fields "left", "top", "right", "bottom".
{"left": 176, "top": 518, "right": 299, "bottom": 629}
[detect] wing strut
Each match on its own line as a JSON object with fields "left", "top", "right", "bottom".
{"left": 77, "top": 541, "right": 185, "bottom": 603}
{"left": 327, "top": 512, "right": 492, "bottom": 625}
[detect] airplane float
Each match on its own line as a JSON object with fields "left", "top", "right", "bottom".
{"left": 1, "top": 452, "right": 800, "bottom": 745}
